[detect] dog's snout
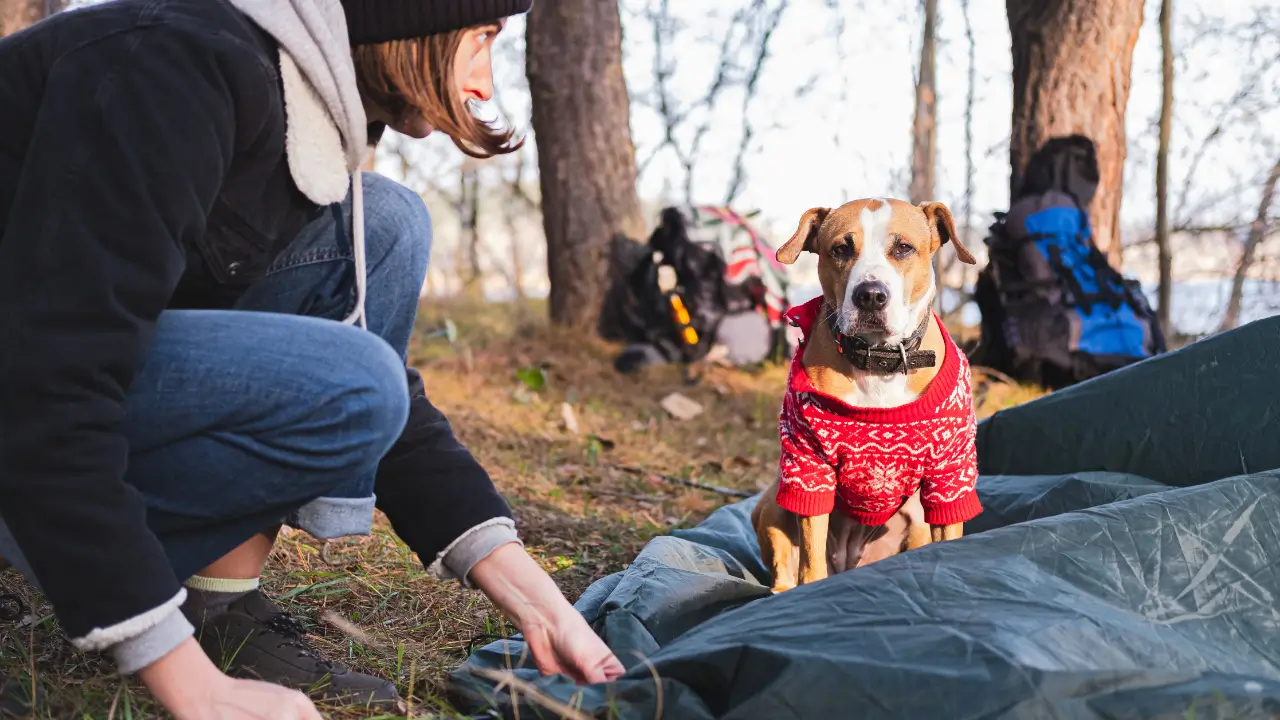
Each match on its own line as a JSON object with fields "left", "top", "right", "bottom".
{"left": 853, "top": 281, "right": 890, "bottom": 312}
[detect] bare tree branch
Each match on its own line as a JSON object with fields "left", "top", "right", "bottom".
{"left": 1220, "top": 155, "right": 1280, "bottom": 331}
{"left": 724, "top": 0, "right": 789, "bottom": 206}
{"left": 633, "top": 0, "right": 790, "bottom": 208}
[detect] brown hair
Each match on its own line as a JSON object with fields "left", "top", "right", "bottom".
{"left": 353, "top": 29, "right": 522, "bottom": 159}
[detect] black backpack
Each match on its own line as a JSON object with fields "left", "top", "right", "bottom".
{"left": 973, "top": 135, "right": 1166, "bottom": 388}
{"left": 614, "top": 208, "right": 744, "bottom": 366}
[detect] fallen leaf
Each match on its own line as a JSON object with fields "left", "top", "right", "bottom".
{"left": 560, "top": 402, "right": 580, "bottom": 434}
{"left": 660, "top": 392, "right": 704, "bottom": 421}
{"left": 516, "top": 366, "right": 546, "bottom": 392}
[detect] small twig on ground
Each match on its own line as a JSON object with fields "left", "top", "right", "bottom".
{"left": 320, "top": 611, "right": 383, "bottom": 650}
{"left": 614, "top": 465, "right": 754, "bottom": 498}
{"left": 970, "top": 366, "right": 1018, "bottom": 385}
{"left": 587, "top": 489, "right": 675, "bottom": 502}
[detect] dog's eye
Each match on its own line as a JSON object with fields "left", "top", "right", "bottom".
{"left": 831, "top": 243, "right": 852, "bottom": 260}
{"left": 892, "top": 240, "right": 915, "bottom": 259}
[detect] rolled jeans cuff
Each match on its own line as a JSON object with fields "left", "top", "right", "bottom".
{"left": 288, "top": 495, "right": 377, "bottom": 539}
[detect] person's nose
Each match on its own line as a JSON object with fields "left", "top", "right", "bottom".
{"left": 464, "top": 52, "right": 494, "bottom": 102}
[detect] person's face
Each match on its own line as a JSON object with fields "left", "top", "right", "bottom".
{"left": 390, "top": 21, "right": 502, "bottom": 139}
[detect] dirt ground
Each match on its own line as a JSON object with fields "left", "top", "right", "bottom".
{"left": 0, "top": 295, "right": 1045, "bottom": 718}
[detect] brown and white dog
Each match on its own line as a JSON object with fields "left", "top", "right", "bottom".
{"left": 751, "top": 198, "right": 979, "bottom": 593}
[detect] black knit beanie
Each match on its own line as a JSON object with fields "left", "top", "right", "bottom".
{"left": 341, "top": 0, "right": 534, "bottom": 45}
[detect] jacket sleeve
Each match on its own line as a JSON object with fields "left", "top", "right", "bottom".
{"left": 374, "top": 367, "right": 518, "bottom": 584}
{"left": 0, "top": 32, "right": 244, "bottom": 655}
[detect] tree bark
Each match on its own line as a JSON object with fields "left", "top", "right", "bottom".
{"left": 908, "top": 0, "right": 938, "bottom": 207}
{"left": 459, "top": 161, "right": 482, "bottom": 291}
{"left": 1007, "top": 0, "right": 1144, "bottom": 267}
{"left": 1, "top": 0, "right": 66, "bottom": 37}
{"left": 1154, "top": 0, "right": 1174, "bottom": 337}
{"left": 909, "top": 0, "right": 943, "bottom": 310}
{"left": 961, "top": 0, "right": 976, "bottom": 246}
{"left": 526, "top": 0, "right": 646, "bottom": 330}
{"left": 1219, "top": 157, "right": 1280, "bottom": 332}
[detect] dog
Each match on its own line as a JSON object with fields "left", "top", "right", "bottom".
{"left": 751, "top": 198, "right": 982, "bottom": 593}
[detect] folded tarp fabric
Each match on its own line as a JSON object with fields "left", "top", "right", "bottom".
{"left": 452, "top": 317, "right": 1280, "bottom": 720}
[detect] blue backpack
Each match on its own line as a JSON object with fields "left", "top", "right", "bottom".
{"left": 974, "top": 136, "right": 1166, "bottom": 388}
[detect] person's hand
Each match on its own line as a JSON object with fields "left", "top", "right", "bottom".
{"left": 469, "top": 542, "right": 626, "bottom": 684}
{"left": 138, "top": 637, "right": 322, "bottom": 719}
{"left": 519, "top": 597, "right": 626, "bottom": 684}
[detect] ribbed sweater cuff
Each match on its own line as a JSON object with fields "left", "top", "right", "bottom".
{"left": 923, "top": 491, "right": 983, "bottom": 525}
{"left": 774, "top": 487, "right": 835, "bottom": 517}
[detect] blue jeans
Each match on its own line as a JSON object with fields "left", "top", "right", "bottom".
{"left": 0, "top": 173, "right": 429, "bottom": 583}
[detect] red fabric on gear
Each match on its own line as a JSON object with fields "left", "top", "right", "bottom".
{"left": 774, "top": 297, "right": 982, "bottom": 526}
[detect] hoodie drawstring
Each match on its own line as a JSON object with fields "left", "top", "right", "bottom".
{"left": 342, "top": 170, "right": 368, "bottom": 330}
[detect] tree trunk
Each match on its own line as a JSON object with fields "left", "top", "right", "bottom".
{"left": 459, "top": 162, "right": 482, "bottom": 291}
{"left": 1007, "top": 0, "right": 1144, "bottom": 267}
{"left": 1, "top": 0, "right": 65, "bottom": 37}
{"left": 909, "top": 0, "right": 942, "bottom": 309}
{"left": 1219, "top": 157, "right": 1280, "bottom": 332}
{"left": 526, "top": 0, "right": 646, "bottom": 330}
{"left": 961, "top": 0, "right": 976, "bottom": 247}
{"left": 908, "top": 0, "right": 938, "bottom": 207}
{"left": 941, "top": 0, "right": 977, "bottom": 323}
{"left": 1154, "top": 0, "right": 1174, "bottom": 337}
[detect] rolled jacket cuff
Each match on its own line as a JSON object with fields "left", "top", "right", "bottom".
{"left": 427, "top": 518, "right": 522, "bottom": 588}
{"left": 110, "top": 603, "right": 194, "bottom": 675}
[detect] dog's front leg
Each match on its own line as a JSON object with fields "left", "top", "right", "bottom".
{"left": 901, "top": 490, "right": 932, "bottom": 550}
{"left": 797, "top": 513, "right": 830, "bottom": 585}
{"left": 930, "top": 523, "right": 963, "bottom": 542}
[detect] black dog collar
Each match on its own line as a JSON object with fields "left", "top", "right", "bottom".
{"left": 825, "top": 308, "right": 936, "bottom": 375}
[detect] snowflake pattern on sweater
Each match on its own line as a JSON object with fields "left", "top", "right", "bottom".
{"left": 774, "top": 297, "right": 981, "bottom": 526}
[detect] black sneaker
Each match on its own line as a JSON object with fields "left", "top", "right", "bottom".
{"left": 184, "top": 589, "right": 401, "bottom": 710}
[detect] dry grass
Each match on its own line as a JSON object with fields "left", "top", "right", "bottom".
{"left": 0, "top": 295, "right": 1046, "bottom": 718}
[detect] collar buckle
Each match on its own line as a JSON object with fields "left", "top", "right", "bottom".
{"left": 826, "top": 308, "right": 937, "bottom": 375}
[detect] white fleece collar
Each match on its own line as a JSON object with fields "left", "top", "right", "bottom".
{"left": 225, "top": 0, "right": 370, "bottom": 328}
{"left": 224, "top": 0, "right": 367, "bottom": 181}
{"left": 278, "top": 51, "right": 350, "bottom": 205}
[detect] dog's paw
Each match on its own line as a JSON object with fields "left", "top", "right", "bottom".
{"left": 769, "top": 583, "right": 796, "bottom": 594}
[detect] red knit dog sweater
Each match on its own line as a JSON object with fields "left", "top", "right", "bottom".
{"left": 775, "top": 297, "right": 981, "bottom": 526}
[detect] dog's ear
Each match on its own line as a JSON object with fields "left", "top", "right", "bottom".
{"left": 777, "top": 207, "right": 830, "bottom": 265}
{"left": 920, "top": 201, "right": 976, "bottom": 265}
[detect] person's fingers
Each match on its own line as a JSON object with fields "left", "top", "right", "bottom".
{"left": 581, "top": 649, "right": 626, "bottom": 684}
{"left": 565, "top": 630, "right": 624, "bottom": 684}
{"left": 581, "top": 661, "right": 609, "bottom": 684}
{"left": 526, "top": 630, "right": 566, "bottom": 678}
{"left": 601, "top": 654, "right": 626, "bottom": 680}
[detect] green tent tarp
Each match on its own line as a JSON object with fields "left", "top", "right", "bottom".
{"left": 451, "top": 317, "right": 1280, "bottom": 719}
